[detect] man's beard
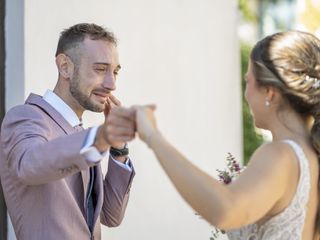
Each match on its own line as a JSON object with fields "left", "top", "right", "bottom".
{"left": 69, "top": 72, "right": 105, "bottom": 113}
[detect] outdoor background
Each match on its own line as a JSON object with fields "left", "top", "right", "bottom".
{"left": 1, "top": 0, "right": 320, "bottom": 239}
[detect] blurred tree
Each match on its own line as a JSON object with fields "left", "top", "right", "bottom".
{"left": 257, "top": 0, "right": 296, "bottom": 37}
{"left": 299, "top": 0, "right": 320, "bottom": 33}
{"left": 238, "top": 0, "right": 256, "bottom": 22}
{"left": 238, "top": 0, "right": 264, "bottom": 164}
{"left": 240, "top": 44, "right": 264, "bottom": 164}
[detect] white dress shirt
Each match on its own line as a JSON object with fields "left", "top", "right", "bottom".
{"left": 43, "top": 90, "right": 132, "bottom": 171}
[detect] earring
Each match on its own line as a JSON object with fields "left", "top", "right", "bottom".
{"left": 265, "top": 99, "right": 270, "bottom": 107}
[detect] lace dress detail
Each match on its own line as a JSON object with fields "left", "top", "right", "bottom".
{"left": 226, "top": 140, "right": 311, "bottom": 240}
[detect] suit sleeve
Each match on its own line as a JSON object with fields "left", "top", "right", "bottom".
{"left": 1, "top": 105, "right": 93, "bottom": 185}
{"left": 100, "top": 157, "right": 135, "bottom": 227}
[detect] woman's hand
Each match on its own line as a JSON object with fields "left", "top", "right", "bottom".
{"left": 134, "top": 105, "right": 158, "bottom": 145}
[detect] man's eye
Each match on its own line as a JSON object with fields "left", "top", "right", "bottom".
{"left": 96, "top": 68, "right": 106, "bottom": 72}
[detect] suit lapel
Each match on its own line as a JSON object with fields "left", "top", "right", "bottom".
{"left": 25, "top": 93, "right": 76, "bottom": 135}
{"left": 25, "top": 93, "right": 90, "bottom": 219}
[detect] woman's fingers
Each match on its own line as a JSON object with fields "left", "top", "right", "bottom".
{"left": 103, "top": 104, "right": 158, "bottom": 144}
{"left": 134, "top": 105, "right": 158, "bottom": 142}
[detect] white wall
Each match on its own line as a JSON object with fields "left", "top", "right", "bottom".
{"left": 6, "top": 0, "right": 241, "bottom": 239}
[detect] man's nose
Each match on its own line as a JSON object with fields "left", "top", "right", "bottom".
{"left": 102, "top": 73, "right": 116, "bottom": 91}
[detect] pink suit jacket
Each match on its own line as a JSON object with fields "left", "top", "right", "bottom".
{"left": 0, "top": 94, "right": 135, "bottom": 240}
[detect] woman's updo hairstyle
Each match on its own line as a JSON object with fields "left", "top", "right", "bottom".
{"left": 250, "top": 31, "right": 320, "bottom": 154}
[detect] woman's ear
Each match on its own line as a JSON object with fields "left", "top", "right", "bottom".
{"left": 55, "top": 54, "right": 74, "bottom": 79}
{"left": 265, "top": 86, "right": 277, "bottom": 102}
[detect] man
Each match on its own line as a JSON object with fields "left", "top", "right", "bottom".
{"left": 0, "top": 23, "right": 135, "bottom": 240}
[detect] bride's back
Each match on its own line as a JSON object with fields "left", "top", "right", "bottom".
{"left": 226, "top": 139, "right": 318, "bottom": 240}
{"left": 301, "top": 142, "right": 319, "bottom": 240}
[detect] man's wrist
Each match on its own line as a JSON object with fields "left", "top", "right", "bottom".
{"left": 110, "top": 143, "right": 129, "bottom": 157}
{"left": 110, "top": 143, "right": 129, "bottom": 163}
{"left": 93, "top": 126, "right": 110, "bottom": 152}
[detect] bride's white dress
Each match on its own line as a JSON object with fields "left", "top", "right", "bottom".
{"left": 226, "top": 140, "right": 311, "bottom": 240}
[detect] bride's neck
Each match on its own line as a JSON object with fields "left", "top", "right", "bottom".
{"left": 269, "top": 112, "right": 312, "bottom": 142}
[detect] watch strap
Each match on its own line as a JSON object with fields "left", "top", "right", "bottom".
{"left": 110, "top": 144, "right": 129, "bottom": 157}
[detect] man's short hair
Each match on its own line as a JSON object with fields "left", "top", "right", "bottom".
{"left": 55, "top": 23, "right": 117, "bottom": 57}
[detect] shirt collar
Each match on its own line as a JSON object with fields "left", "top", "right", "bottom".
{"left": 43, "top": 90, "right": 81, "bottom": 128}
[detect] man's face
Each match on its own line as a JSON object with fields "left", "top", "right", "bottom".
{"left": 69, "top": 38, "right": 121, "bottom": 112}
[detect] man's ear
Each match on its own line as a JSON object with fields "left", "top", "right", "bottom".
{"left": 55, "top": 54, "right": 74, "bottom": 79}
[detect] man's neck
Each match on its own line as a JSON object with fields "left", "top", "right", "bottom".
{"left": 43, "top": 90, "right": 82, "bottom": 127}
{"left": 53, "top": 86, "right": 84, "bottom": 119}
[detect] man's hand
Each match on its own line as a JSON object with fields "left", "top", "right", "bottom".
{"left": 104, "top": 94, "right": 121, "bottom": 116}
{"left": 106, "top": 106, "right": 136, "bottom": 148}
{"left": 94, "top": 94, "right": 136, "bottom": 162}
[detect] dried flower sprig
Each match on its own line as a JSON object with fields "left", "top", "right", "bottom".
{"left": 216, "top": 152, "right": 241, "bottom": 184}
{"left": 210, "top": 153, "right": 243, "bottom": 239}
{"left": 196, "top": 153, "right": 243, "bottom": 239}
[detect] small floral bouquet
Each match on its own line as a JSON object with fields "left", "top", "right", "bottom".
{"left": 197, "top": 153, "right": 243, "bottom": 240}
{"left": 216, "top": 153, "right": 242, "bottom": 184}
{"left": 211, "top": 153, "right": 243, "bottom": 239}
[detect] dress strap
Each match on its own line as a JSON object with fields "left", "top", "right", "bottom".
{"left": 281, "top": 139, "right": 311, "bottom": 205}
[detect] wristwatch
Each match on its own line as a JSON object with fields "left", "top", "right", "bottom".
{"left": 110, "top": 143, "right": 129, "bottom": 157}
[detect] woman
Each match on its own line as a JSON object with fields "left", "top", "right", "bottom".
{"left": 134, "top": 31, "right": 320, "bottom": 239}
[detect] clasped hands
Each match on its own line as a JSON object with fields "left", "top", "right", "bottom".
{"left": 94, "top": 95, "right": 157, "bottom": 159}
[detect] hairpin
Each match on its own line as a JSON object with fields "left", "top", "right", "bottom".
{"left": 304, "top": 75, "right": 320, "bottom": 89}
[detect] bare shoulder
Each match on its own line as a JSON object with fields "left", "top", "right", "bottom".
{"left": 235, "top": 141, "right": 300, "bottom": 203}
{"left": 224, "top": 141, "right": 301, "bottom": 227}
{"left": 248, "top": 141, "right": 298, "bottom": 173}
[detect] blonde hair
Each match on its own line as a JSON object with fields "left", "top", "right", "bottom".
{"left": 251, "top": 30, "right": 320, "bottom": 236}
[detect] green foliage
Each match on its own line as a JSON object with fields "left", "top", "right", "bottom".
{"left": 237, "top": 0, "right": 264, "bottom": 164}
{"left": 238, "top": 0, "right": 256, "bottom": 22}
{"left": 240, "top": 44, "right": 264, "bottom": 165}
